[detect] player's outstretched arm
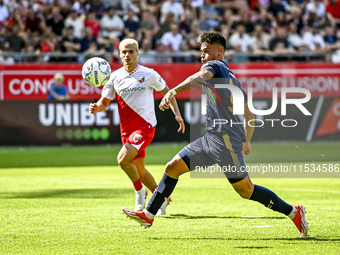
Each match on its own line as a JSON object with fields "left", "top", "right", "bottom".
{"left": 159, "top": 69, "right": 213, "bottom": 111}
{"left": 89, "top": 97, "right": 111, "bottom": 114}
{"left": 243, "top": 103, "right": 255, "bottom": 157}
{"left": 160, "top": 86, "right": 185, "bottom": 133}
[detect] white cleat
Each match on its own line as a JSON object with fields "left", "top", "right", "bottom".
{"left": 135, "top": 187, "right": 148, "bottom": 211}
{"left": 156, "top": 197, "right": 171, "bottom": 215}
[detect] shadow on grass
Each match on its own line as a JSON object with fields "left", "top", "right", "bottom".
{"left": 0, "top": 188, "right": 132, "bottom": 199}
{"left": 165, "top": 213, "right": 287, "bottom": 220}
{"left": 150, "top": 236, "right": 340, "bottom": 242}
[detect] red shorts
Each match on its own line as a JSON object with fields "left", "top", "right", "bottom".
{"left": 121, "top": 126, "right": 156, "bottom": 159}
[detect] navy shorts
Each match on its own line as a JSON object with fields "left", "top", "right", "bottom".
{"left": 178, "top": 132, "right": 249, "bottom": 183}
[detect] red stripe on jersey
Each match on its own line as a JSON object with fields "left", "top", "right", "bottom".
{"left": 116, "top": 94, "right": 151, "bottom": 135}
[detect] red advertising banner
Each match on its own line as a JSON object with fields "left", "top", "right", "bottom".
{"left": 1, "top": 63, "right": 340, "bottom": 101}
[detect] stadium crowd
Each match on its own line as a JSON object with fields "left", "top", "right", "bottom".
{"left": 1, "top": 0, "right": 340, "bottom": 64}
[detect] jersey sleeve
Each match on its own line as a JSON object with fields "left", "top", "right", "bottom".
{"left": 101, "top": 75, "right": 116, "bottom": 100}
{"left": 149, "top": 70, "right": 167, "bottom": 92}
{"left": 200, "top": 61, "right": 218, "bottom": 77}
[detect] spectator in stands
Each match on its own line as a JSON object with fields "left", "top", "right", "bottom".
{"left": 102, "top": 33, "right": 120, "bottom": 62}
{"left": 326, "top": 0, "right": 340, "bottom": 26}
{"left": 323, "top": 26, "right": 338, "bottom": 46}
{"left": 231, "top": 10, "right": 254, "bottom": 34}
{"left": 85, "top": 9, "right": 101, "bottom": 38}
{"left": 80, "top": 26, "right": 99, "bottom": 52}
{"left": 287, "top": 6, "right": 304, "bottom": 34}
{"left": 4, "top": 25, "right": 26, "bottom": 52}
{"left": 287, "top": 22, "right": 304, "bottom": 51}
{"left": 124, "top": 9, "right": 142, "bottom": 42}
{"left": 187, "top": 21, "right": 201, "bottom": 51}
{"left": 61, "top": 25, "right": 81, "bottom": 61}
{"left": 25, "top": 7, "right": 46, "bottom": 35}
{"left": 220, "top": 8, "right": 234, "bottom": 37}
{"left": 23, "top": 44, "right": 38, "bottom": 63}
{"left": 100, "top": 7, "right": 124, "bottom": 39}
{"left": 228, "top": 23, "right": 253, "bottom": 53}
{"left": 250, "top": 23, "right": 270, "bottom": 51}
{"left": 64, "top": 9, "right": 84, "bottom": 39}
{"left": 140, "top": 27, "right": 157, "bottom": 50}
{"left": 304, "top": 0, "right": 326, "bottom": 22}
{"left": 179, "top": 9, "right": 193, "bottom": 37}
{"left": 89, "top": 0, "right": 105, "bottom": 20}
{"left": 159, "top": 12, "right": 175, "bottom": 37}
{"left": 160, "top": 0, "right": 184, "bottom": 24}
{"left": 0, "top": 0, "right": 10, "bottom": 24}
{"left": 140, "top": 0, "right": 163, "bottom": 19}
{"left": 274, "top": 11, "right": 288, "bottom": 28}
{"left": 269, "top": 26, "right": 289, "bottom": 51}
{"left": 112, "top": 0, "right": 139, "bottom": 17}
{"left": 0, "top": 46, "right": 15, "bottom": 64}
{"left": 46, "top": 6, "right": 64, "bottom": 38}
{"left": 7, "top": 8, "right": 26, "bottom": 36}
{"left": 140, "top": 9, "right": 160, "bottom": 36}
{"left": 268, "top": 0, "right": 286, "bottom": 18}
{"left": 48, "top": 72, "right": 70, "bottom": 101}
{"left": 40, "top": 32, "right": 55, "bottom": 53}
{"left": 199, "top": 8, "right": 213, "bottom": 32}
{"left": 256, "top": 7, "right": 274, "bottom": 34}
{"left": 303, "top": 22, "right": 326, "bottom": 52}
{"left": 160, "top": 24, "right": 183, "bottom": 52}
{"left": 30, "top": 31, "right": 41, "bottom": 51}
{"left": 139, "top": 38, "right": 157, "bottom": 64}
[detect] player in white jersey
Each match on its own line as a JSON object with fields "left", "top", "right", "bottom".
{"left": 89, "top": 38, "right": 185, "bottom": 214}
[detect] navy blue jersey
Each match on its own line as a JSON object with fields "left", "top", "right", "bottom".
{"left": 200, "top": 60, "right": 247, "bottom": 142}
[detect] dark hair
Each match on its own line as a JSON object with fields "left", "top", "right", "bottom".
{"left": 197, "top": 32, "right": 227, "bottom": 51}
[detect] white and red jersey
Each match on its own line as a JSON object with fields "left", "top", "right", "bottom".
{"left": 101, "top": 64, "right": 166, "bottom": 134}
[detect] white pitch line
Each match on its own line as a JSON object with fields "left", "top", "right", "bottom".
{"left": 0, "top": 177, "right": 114, "bottom": 185}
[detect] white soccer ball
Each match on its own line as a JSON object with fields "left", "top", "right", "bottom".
{"left": 82, "top": 57, "right": 111, "bottom": 87}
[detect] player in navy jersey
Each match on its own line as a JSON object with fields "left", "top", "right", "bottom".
{"left": 122, "top": 32, "right": 308, "bottom": 237}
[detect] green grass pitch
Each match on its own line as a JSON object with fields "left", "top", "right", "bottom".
{"left": 0, "top": 141, "right": 340, "bottom": 254}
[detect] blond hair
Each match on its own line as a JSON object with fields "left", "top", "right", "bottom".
{"left": 54, "top": 72, "right": 64, "bottom": 81}
{"left": 119, "top": 38, "right": 139, "bottom": 51}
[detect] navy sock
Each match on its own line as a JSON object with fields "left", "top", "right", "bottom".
{"left": 250, "top": 185, "right": 293, "bottom": 216}
{"left": 146, "top": 174, "right": 178, "bottom": 215}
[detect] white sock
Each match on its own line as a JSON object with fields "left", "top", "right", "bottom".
{"left": 136, "top": 187, "right": 145, "bottom": 194}
{"left": 144, "top": 209, "right": 155, "bottom": 219}
{"left": 288, "top": 206, "right": 297, "bottom": 219}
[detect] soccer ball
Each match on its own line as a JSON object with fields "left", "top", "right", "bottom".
{"left": 82, "top": 57, "right": 111, "bottom": 87}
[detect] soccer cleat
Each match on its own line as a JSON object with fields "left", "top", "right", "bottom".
{"left": 135, "top": 187, "right": 148, "bottom": 211}
{"left": 121, "top": 207, "right": 154, "bottom": 228}
{"left": 156, "top": 197, "right": 171, "bottom": 215}
{"left": 292, "top": 204, "right": 309, "bottom": 237}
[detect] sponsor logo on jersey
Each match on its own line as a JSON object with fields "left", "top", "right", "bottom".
{"left": 132, "top": 134, "right": 143, "bottom": 143}
{"left": 117, "top": 87, "right": 146, "bottom": 94}
{"left": 138, "top": 76, "right": 145, "bottom": 83}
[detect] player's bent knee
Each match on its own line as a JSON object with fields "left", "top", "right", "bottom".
{"left": 164, "top": 158, "right": 188, "bottom": 178}
{"left": 235, "top": 188, "right": 253, "bottom": 199}
{"left": 117, "top": 156, "right": 131, "bottom": 169}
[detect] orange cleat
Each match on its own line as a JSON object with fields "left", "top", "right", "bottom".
{"left": 292, "top": 204, "right": 309, "bottom": 237}
{"left": 122, "top": 207, "right": 154, "bottom": 228}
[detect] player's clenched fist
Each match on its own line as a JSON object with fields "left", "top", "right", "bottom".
{"left": 89, "top": 103, "right": 98, "bottom": 114}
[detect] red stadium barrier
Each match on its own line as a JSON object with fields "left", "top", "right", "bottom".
{"left": 1, "top": 63, "right": 340, "bottom": 101}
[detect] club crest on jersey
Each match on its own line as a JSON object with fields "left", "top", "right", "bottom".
{"left": 133, "top": 134, "right": 143, "bottom": 143}
{"left": 138, "top": 76, "right": 145, "bottom": 83}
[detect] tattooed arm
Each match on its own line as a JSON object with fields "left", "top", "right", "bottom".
{"left": 159, "top": 69, "right": 214, "bottom": 111}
